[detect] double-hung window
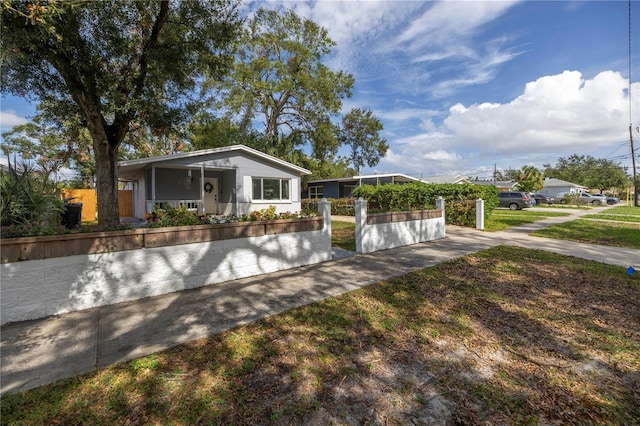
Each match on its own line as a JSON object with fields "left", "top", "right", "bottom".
{"left": 252, "top": 178, "right": 290, "bottom": 201}
{"left": 308, "top": 185, "right": 323, "bottom": 199}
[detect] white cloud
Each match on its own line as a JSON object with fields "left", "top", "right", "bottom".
{"left": 375, "top": 70, "right": 638, "bottom": 176}
{"left": 0, "top": 110, "right": 28, "bottom": 130}
{"left": 445, "top": 70, "right": 634, "bottom": 152}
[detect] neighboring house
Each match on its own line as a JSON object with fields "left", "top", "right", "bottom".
{"left": 474, "top": 180, "right": 518, "bottom": 192}
{"left": 539, "top": 178, "right": 586, "bottom": 196}
{"left": 303, "top": 173, "right": 422, "bottom": 199}
{"left": 422, "top": 175, "right": 471, "bottom": 184}
{"left": 118, "top": 145, "right": 311, "bottom": 219}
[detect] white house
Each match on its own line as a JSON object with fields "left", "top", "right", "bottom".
{"left": 539, "top": 178, "right": 587, "bottom": 196}
{"left": 118, "top": 145, "right": 311, "bottom": 219}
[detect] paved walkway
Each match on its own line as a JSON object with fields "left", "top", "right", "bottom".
{"left": 2, "top": 206, "right": 638, "bottom": 394}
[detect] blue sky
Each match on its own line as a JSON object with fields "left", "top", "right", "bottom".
{"left": 1, "top": 0, "right": 639, "bottom": 180}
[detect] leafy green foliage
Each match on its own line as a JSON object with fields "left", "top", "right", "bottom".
{"left": 543, "top": 154, "right": 628, "bottom": 191}
{"left": 146, "top": 206, "right": 210, "bottom": 228}
{"left": 0, "top": 159, "right": 64, "bottom": 232}
{"left": 146, "top": 205, "right": 312, "bottom": 228}
{"left": 352, "top": 182, "right": 499, "bottom": 226}
{"left": 339, "top": 108, "right": 388, "bottom": 174}
{"left": 2, "top": 0, "right": 242, "bottom": 226}
{"left": 513, "top": 165, "right": 544, "bottom": 192}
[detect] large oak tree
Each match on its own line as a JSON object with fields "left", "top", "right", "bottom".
{"left": 212, "top": 8, "right": 354, "bottom": 161}
{"left": 1, "top": 0, "right": 241, "bottom": 226}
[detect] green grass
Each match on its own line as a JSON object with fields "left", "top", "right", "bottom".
{"left": 583, "top": 205, "right": 640, "bottom": 223}
{"left": 331, "top": 220, "right": 355, "bottom": 251}
{"left": 484, "top": 209, "right": 570, "bottom": 232}
{"left": 3, "top": 246, "right": 638, "bottom": 425}
{"left": 531, "top": 219, "right": 640, "bottom": 248}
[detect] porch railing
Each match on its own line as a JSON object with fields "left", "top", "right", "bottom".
{"left": 146, "top": 200, "right": 203, "bottom": 214}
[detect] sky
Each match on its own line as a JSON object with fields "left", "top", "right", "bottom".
{"left": 1, "top": 0, "right": 639, "bottom": 181}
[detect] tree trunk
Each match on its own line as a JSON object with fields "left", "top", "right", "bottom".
{"left": 92, "top": 134, "right": 120, "bottom": 227}
{"left": 81, "top": 104, "right": 120, "bottom": 227}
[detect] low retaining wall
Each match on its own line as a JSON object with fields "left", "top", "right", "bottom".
{"left": 1, "top": 201, "right": 332, "bottom": 325}
{"left": 355, "top": 198, "right": 446, "bottom": 254}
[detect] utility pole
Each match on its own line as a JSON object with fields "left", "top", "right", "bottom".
{"left": 632, "top": 125, "right": 638, "bottom": 207}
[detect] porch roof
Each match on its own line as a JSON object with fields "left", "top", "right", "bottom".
{"left": 117, "top": 145, "right": 311, "bottom": 176}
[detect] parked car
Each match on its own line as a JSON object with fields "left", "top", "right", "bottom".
{"left": 604, "top": 195, "right": 620, "bottom": 205}
{"left": 579, "top": 192, "right": 608, "bottom": 205}
{"left": 555, "top": 192, "right": 607, "bottom": 205}
{"left": 531, "top": 193, "right": 556, "bottom": 205}
{"left": 498, "top": 191, "right": 533, "bottom": 210}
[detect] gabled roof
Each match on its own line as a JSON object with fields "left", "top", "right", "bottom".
{"left": 542, "top": 178, "right": 586, "bottom": 188}
{"left": 118, "top": 145, "right": 311, "bottom": 175}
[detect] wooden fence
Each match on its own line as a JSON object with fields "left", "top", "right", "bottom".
{"left": 61, "top": 189, "right": 134, "bottom": 221}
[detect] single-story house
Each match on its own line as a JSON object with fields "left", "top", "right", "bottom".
{"left": 473, "top": 180, "right": 518, "bottom": 192}
{"left": 422, "top": 175, "right": 471, "bottom": 184}
{"left": 303, "top": 173, "right": 422, "bottom": 199}
{"left": 118, "top": 145, "right": 311, "bottom": 219}
{"left": 538, "top": 178, "right": 586, "bottom": 196}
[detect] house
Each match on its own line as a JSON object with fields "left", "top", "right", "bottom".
{"left": 303, "top": 173, "right": 422, "bottom": 199}
{"left": 118, "top": 145, "right": 311, "bottom": 219}
{"left": 539, "top": 178, "right": 586, "bottom": 196}
{"left": 473, "top": 180, "right": 518, "bottom": 192}
{"left": 422, "top": 175, "right": 471, "bottom": 185}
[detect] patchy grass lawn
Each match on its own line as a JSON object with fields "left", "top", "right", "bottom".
{"left": 583, "top": 206, "right": 640, "bottom": 223}
{"left": 485, "top": 209, "right": 570, "bottom": 232}
{"left": 2, "top": 246, "right": 638, "bottom": 425}
{"left": 331, "top": 220, "right": 356, "bottom": 251}
{"left": 531, "top": 219, "right": 640, "bottom": 249}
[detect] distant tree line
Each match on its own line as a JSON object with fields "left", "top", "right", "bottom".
{"left": 497, "top": 155, "right": 629, "bottom": 194}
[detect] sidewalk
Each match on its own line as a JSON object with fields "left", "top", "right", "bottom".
{"left": 2, "top": 207, "right": 638, "bottom": 395}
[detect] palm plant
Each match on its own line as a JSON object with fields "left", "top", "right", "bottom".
{"left": 1, "top": 159, "right": 64, "bottom": 233}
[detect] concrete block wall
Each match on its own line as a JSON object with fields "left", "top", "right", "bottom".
{"left": 355, "top": 198, "right": 446, "bottom": 254}
{"left": 1, "top": 200, "right": 332, "bottom": 325}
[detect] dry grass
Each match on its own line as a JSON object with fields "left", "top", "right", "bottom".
{"left": 2, "top": 245, "right": 639, "bottom": 425}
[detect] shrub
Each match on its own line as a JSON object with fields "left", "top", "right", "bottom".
{"left": 352, "top": 182, "right": 499, "bottom": 226}
{"left": 0, "top": 159, "right": 64, "bottom": 235}
{"left": 147, "top": 205, "right": 210, "bottom": 228}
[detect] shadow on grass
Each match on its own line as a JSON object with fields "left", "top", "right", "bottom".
{"left": 2, "top": 246, "right": 639, "bottom": 424}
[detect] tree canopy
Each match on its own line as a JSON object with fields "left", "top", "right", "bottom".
{"left": 340, "top": 108, "right": 389, "bottom": 175}
{"left": 513, "top": 165, "right": 544, "bottom": 193}
{"left": 213, "top": 8, "right": 353, "bottom": 155}
{"left": 543, "top": 154, "right": 627, "bottom": 193}
{"left": 197, "top": 7, "right": 387, "bottom": 178}
{"left": 1, "top": 0, "right": 241, "bottom": 226}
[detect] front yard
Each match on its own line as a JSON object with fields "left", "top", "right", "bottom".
{"left": 2, "top": 246, "right": 638, "bottom": 424}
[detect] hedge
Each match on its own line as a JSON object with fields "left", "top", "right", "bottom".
{"left": 352, "top": 182, "right": 499, "bottom": 227}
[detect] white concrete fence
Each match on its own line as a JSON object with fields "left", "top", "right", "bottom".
{"left": 1, "top": 197, "right": 470, "bottom": 324}
{"left": 355, "top": 197, "right": 446, "bottom": 254}
{"left": 1, "top": 201, "right": 332, "bottom": 325}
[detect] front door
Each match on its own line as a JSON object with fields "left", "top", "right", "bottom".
{"left": 204, "top": 178, "right": 218, "bottom": 214}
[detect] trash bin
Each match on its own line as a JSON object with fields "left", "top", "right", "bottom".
{"left": 62, "top": 202, "right": 83, "bottom": 229}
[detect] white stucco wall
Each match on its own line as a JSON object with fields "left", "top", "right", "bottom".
{"left": 355, "top": 198, "right": 446, "bottom": 254}
{"left": 1, "top": 201, "right": 332, "bottom": 325}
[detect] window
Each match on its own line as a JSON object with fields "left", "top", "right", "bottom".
{"left": 309, "top": 185, "right": 324, "bottom": 199}
{"left": 252, "top": 178, "right": 291, "bottom": 201}
{"left": 342, "top": 184, "right": 357, "bottom": 198}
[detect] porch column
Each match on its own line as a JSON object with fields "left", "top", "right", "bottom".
{"left": 200, "top": 165, "right": 205, "bottom": 214}
{"left": 151, "top": 165, "right": 156, "bottom": 212}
